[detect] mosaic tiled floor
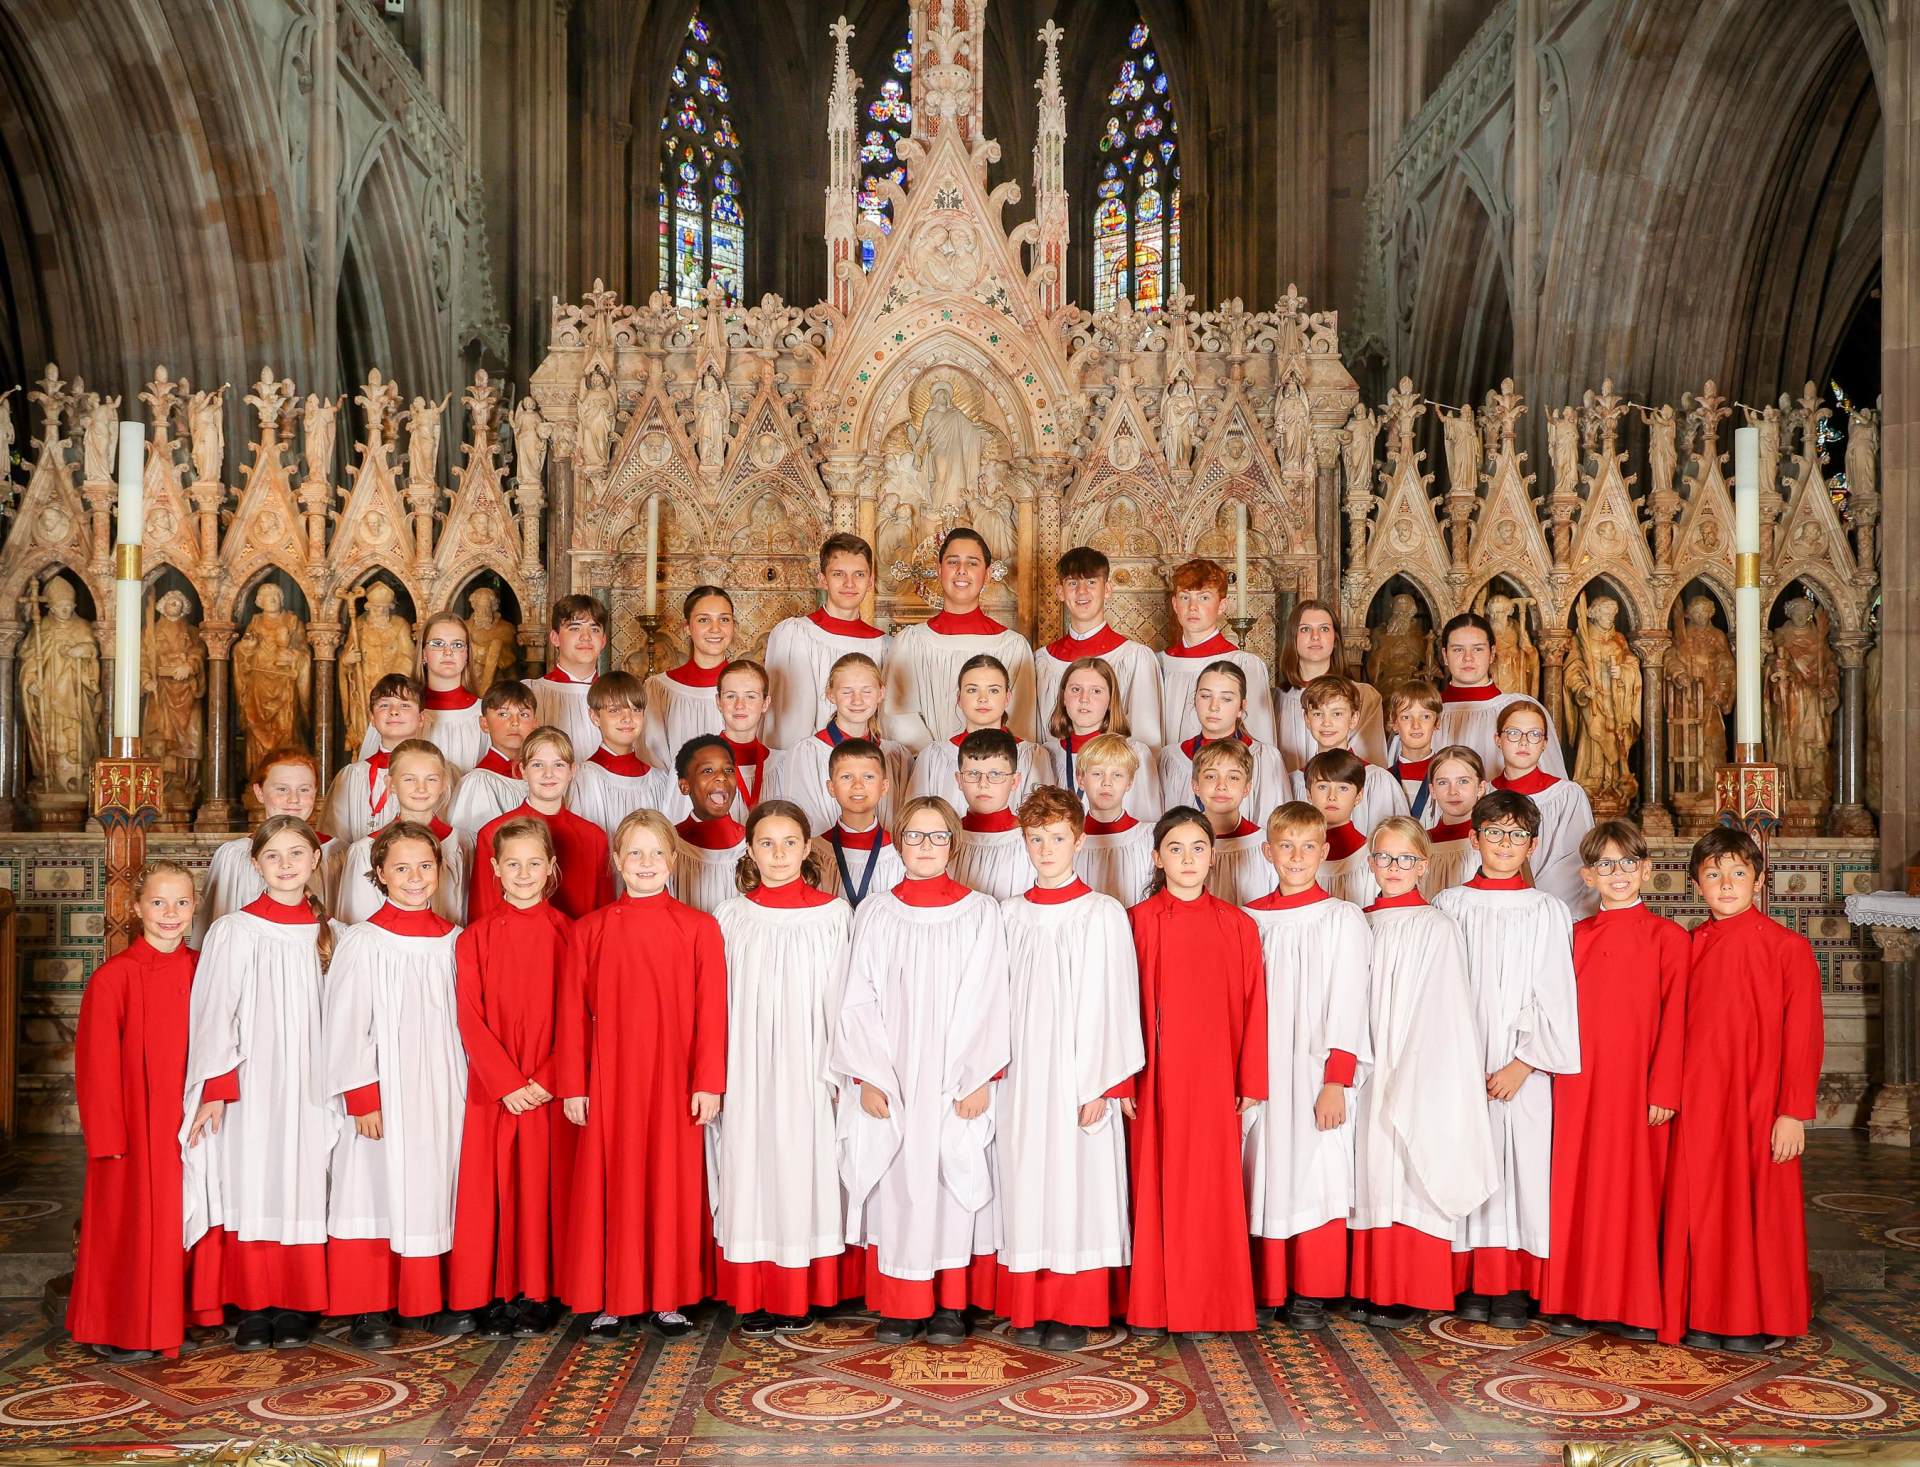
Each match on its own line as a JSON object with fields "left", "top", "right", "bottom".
{"left": 0, "top": 1134, "right": 1917, "bottom": 1464}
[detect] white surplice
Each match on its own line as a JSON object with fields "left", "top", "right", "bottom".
{"left": 1045, "top": 734, "right": 1163, "bottom": 822}
{"left": 952, "top": 826, "right": 1037, "bottom": 902}
{"left": 907, "top": 735, "right": 1054, "bottom": 807}
{"left": 833, "top": 887, "right": 1011, "bottom": 1278}
{"left": 192, "top": 836, "right": 333, "bottom": 946}
{"left": 1158, "top": 737, "right": 1290, "bottom": 826}
{"left": 810, "top": 828, "right": 908, "bottom": 907}
{"left": 447, "top": 768, "right": 527, "bottom": 838}
{"left": 1317, "top": 847, "right": 1380, "bottom": 908}
{"left": 996, "top": 890, "right": 1143, "bottom": 1273}
{"left": 884, "top": 622, "right": 1039, "bottom": 750}
{"left": 568, "top": 756, "right": 686, "bottom": 838}
{"left": 1034, "top": 632, "right": 1166, "bottom": 750}
{"left": 1437, "top": 691, "right": 1569, "bottom": 779}
{"left": 532, "top": 672, "right": 601, "bottom": 758}
{"left": 767, "top": 733, "right": 912, "bottom": 838}
{"left": 318, "top": 758, "right": 397, "bottom": 845}
{"left": 1430, "top": 884, "right": 1581, "bottom": 1259}
{"left": 1207, "top": 830, "right": 1279, "bottom": 905}
{"left": 1422, "top": 835, "right": 1474, "bottom": 898}
{"left": 762, "top": 614, "right": 893, "bottom": 749}
{"left": 642, "top": 672, "right": 725, "bottom": 770}
{"left": 328, "top": 826, "right": 472, "bottom": 925}
{"left": 356, "top": 699, "right": 489, "bottom": 771}
{"left": 1158, "top": 645, "right": 1277, "bottom": 747}
{"left": 1493, "top": 776, "right": 1597, "bottom": 916}
{"left": 1288, "top": 761, "right": 1411, "bottom": 837}
{"left": 1074, "top": 820, "right": 1156, "bottom": 906}
{"left": 1274, "top": 682, "right": 1389, "bottom": 774}
{"left": 673, "top": 834, "right": 747, "bottom": 914}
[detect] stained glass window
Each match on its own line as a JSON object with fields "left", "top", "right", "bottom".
{"left": 1093, "top": 18, "right": 1181, "bottom": 311}
{"left": 859, "top": 28, "right": 914, "bottom": 270}
{"left": 657, "top": 10, "right": 745, "bottom": 306}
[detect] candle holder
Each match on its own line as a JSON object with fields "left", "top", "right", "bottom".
{"left": 1713, "top": 758, "right": 1783, "bottom": 915}
{"left": 91, "top": 752, "right": 163, "bottom": 958}
{"left": 635, "top": 612, "right": 662, "bottom": 680}
{"left": 1227, "top": 612, "right": 1258, "bottom": 648}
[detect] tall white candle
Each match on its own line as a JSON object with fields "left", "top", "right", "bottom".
{"left": 111, "top": 421, "right": 146, "bottom": 743}
{"left": 1733, "top": 425, "right": 1762, "bottom": 753}
{"left": 1233, "top": 501, "right": 1249, "bottom": 622}
{"left": 642, "top": 493, "right": 661, "bottom": 617}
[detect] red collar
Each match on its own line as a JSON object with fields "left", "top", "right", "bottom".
{"left": 950, "top": 729, "right": 1017, "bottom": 747}
{"left": 894, "top": 873, "right": 971, "bottom": 907}
{"left": 961, "top": 809, "right": 1019, "bottom": 833}
{"left": 242, "top": 893, "right": 317, "bottom": 925}
{"left": 1442, "top": 682, "right": 1500, "bottom": 704}
{"left": 476, "top": 747, "right": 518, "bottom": 777}
{"left": 926, "top": 608, "right": 1006, "bottom": 635}
{"left": 371, "top": 902, "right": 455, "bottom": 936}
{"left": 1084, "top": 814, "right": 1138, "bottom": 835}
{"left": 1324, "top": 822, "right": 1366, "bottom": 859}
{"left": 1466, "top": 873, "right": 1529, "bottom": 891}
{"left": 676, "top": 814, "right": 745, "bottom": 850}
{"left": 1214, "top": 817, "right": 1260, "bottom": 839}
{"left": 1061, "top": 729, "right": 1106, "bottom": 752}
{"left": 365, "top": 749, "right": 392, "bottom": 817}
{"left": 319, "top": 831, "right": 333, "bottom": 847}
{"left": 590, "top": 748, "right": 653, "bottom": 777}
{"left": 727, "top": 739, "right": 767, "bottom": 804}
{"left": 1181, "top": 730, "right": 1252, "bottom": 758}
{"left": 725, "top": 736, "right": 768, "bottom": 766}
{"left": 1366, "top": 889, "right": 1427, "bottom": 911}
{"left": 423, "top": 686, "right": 478, "bottom": 711}
{"left": 831, "top": 822, "right": 891, "bottom": 850}
{"left": 808, "top": 607, "right": 883, "bottom": 639}
{"left": 1165, "top": 630, "right": 1237, "bottom": 658}
{"left": 427, "top": 817, "right": 454, "bottom": 841}
{"left": 1025, "top": 878, "right": 1092, "bottom": 904}
{"left": 1393, "top": 756, "right": 1432, "bottom": 780}
{"left": 543, "top": 665, "right": 594, "bottom": 685}
{"left": 1046, "top": 623, "right": 1127, "bottom": 659}
{"left": 1249, "top": 884, "right": 1332, "bottom": 911}
{"left": 1494, "top": 769, "right": 1558, "bottom": 795}
{"left": 816, "top": 722, "right": 876, "bottom": 746}
{"left": 1429, "top": 819, "right": 1473, "bottom": 842}
{"left": 667, "top": 659, "right": 726, "bottom": 689}
{"left": 1591, "top": 901, "right": 1647, "bottom": 922}
{"left": 748, "top": 880, "right": 836, "bottom": 908}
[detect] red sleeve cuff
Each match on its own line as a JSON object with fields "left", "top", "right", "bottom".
{"left": 1323, "top": 1049, "right": 1358, "bottom": 1087}
{"left": 201, "top": 1068, "right": 240, "bottom": 1104}
{"left": 344, "top": 1082, "right": 382, "bottom": 1117}
{"left": 1103, "top": 1076, "right": 1136, "bottom": 1101}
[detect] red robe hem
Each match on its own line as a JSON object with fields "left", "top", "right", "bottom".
{"left": 992, "top": 1264, "right": 1122, "bottom": 1328}
{"left": 1452, "top": 1246, "right": 1543, "bottom": 1298}
{"left": 1251, "top": 1219, "right": 1348, "bottom": 1303}
{"left": 716, "top": 1253, "right": 863, "bottom": 1315}
{"left": 326, "top": 1239, "right": 450, "bottom": 1316}
{"left": 187, "top": 1230, "right": 329, "bottom": 1315}
{"left": 1349, "top": 1224, "right": 1454, "bottom": 1310}
{"left": 861, "top": 1248, "right": 997, "bottom": 1318}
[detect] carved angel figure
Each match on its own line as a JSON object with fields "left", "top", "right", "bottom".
{"left": 693, "top": 365, "right": 730, "bottom": 474}
{"left": 1442, "top": 406, "right": 1481, "bottom": 494}
{"left": 405, "top": 395, "right": 450, "bottom": 486}
{"left": 302, "top": 394, "right": 341, "bottom": 484}
{"left": 1161, "top": 373, "right": 1199, "bottom": 472}
{"left": 81, "top": 392, "right": 122, "bottom": 484}
{"left": 187, "top": 387, "right": 226, "bottom": 485}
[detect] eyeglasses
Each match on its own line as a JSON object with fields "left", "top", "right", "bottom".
{"left": 1369, "top": 851, "right": 1422, "bottom": 870}
{"left": 958, "top": 769, "right": 1013, "bottom": 786}
{"left": 425, "top": 637, "right": 468, "bottom": 652}
{"left": 900, "top": 829, "right": 953, "bottom": 847}
{"left": 1590, "top": 856, "right": 1642, "bottom": 875}
{"left": 1478, "top": 826, "right": 1531, "bottom": 846}
{"left": 1499, "top": 728, "right": 1547, "bottom": 745}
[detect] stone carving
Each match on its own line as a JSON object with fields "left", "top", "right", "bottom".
{"left": 512, "top": 397, "right": 550, "bottom": 485}
{"left": 1274, "top": 373, "right": 1312, "bottom": 477}
{"left": 404, "top": 394, "right": 451, "bottom": 486}
{"left": 233, "top": 582, "right": 312, "bottom": 776}
{"left": 1479, "top": 591, "right": 1539, "bottom": 698}
{"left": 1160, "top": 372, "right": 1199, "bottom": 472}
{"left": 301, "top": 393, "right": 343, "bottom": 483}
{"left": 187, "top": 386, "right": 227, "bottom": 484}
{"left": 1442, "top": 404, "right": 1482, "bottom": 492}
{"left": 141, "top": 588, "right": 206, "bottom": 806}
{"left": 1547, "top": 404, "right": 1581, "bottom": 503}
{"left": 1342, "top": 403, "right": 1376, "bottom": 501}
{"left": 1667, "top": 594, "right": 1735, "bottom": 800}
{"left": 1366, "top": 592, "right": 1429, "bottom": 693}
{"left": 693, "top": 365, "right": 730, "bottom": 474}
{"left": 18, "top": 577, "right": 100, "bottom": 795}
{"left": 79, "top": 391, "right": 121, "bottom": 484}
{"left": 911, "top": 376, "right": 989, "bottom": 510}
{"left": 0, "top": 386, "right": 17, "bottom": 485}
{"left": 1765, "top": 595, "right": 1838, "bottom": 805}
{"left": 466, "top": 586, "right": 520, "bottom": 693}
{"left": 1563, "top": 594, "right": 1642, "bottom": 810}
{"left": 577, "top": 364, "right": 616, "bottom": 474}
{"left": 1846, "top": 406, "right": 1878, "bottom": 506}
{"left": 338, "top": 581, "right": 416, "bottom": 752}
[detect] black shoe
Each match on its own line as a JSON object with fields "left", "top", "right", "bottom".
{"left": 1008, "top": 1324, "right": 1046, "bottom": 1347}
{"left": 1043, "top": 1322, "right": 1089, "bottom": 1351}
{"left": 1487, "top": 1294, "right": 1532, "bottom": 1331}
{"left": 1454, "top": 1292, "right": 1492, "bottom": 1323}
{"left": 472, "top": 1303, "right": 515, "bottom": 1338}
{"left": 1722, "top": 1333, "right": 1768, "bottom": 1354}
{"left": 234, "top": 1312, "right": 274, "bottom": 1352}
{"left": 1129, "top": 1323, "right": 1168, "bottom": 1339}
{"left": 1366, "top": 1305, "right": 1425, "bottom": 1330}
{"left": 1181, "top": 1329, "right": 1222, "bottom": 1339}
{"left": 1284, "top": 1298, "right": 1328, "bottom": 1332}
{"left": 1682, "top": 1329, "right": 1723, "bottom": 1350}
{"left": 1610, "top": 1323, "right": 1657, "bottom": 1342}
{"left": 271, "top": 1310, "right": 313, "bottom": 1348}
{"left": 739, "top": 1310, "right": 782, "bottom": 1337}
{"left": 92, "top": 1344, "right": 158, "bottom": 1363}
{"left": 585, "top": 1313, "right": 625, "bottom": 1344}
{"left": 771, "top": 1313, "right": 810, "bottom": 1331}
{"left": 925, "top": 1309, "right": 967, "bottom": 1344}
{"left": 348, "top": 1313, "right": 396, "bottom": 1349}
{"left": 1546, "top": 1314, "right": 1587, "bottom": 1336}
{"left": 432, "top": 1310, "right": 478, "bottom": 1336}
{"left": 874, "top": 1316, "right": 921, "bottom": 1344}
{"left": 650, "top": 1310, "right": 693, "bottom": 1338}
{"left": 511, "top": 1299, "right": 555, "bottom": 1337}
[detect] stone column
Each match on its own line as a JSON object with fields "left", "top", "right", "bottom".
{"left": 1510, "top": 0, "right": 1543, "bottom": 384}
{"left": 546, "top": 437, "right": 575, "bottom": 598}
{"left": 310, "top": 623, "right": 341, "bottom": 794}
{"left": 0, "top": 624, "right": 20, "bottom": 832}
{"left": 1633, "top": 634, "right": 1674, "bottom": 834}
{"left": 196, "top": 624, "right": 236, "bottom": 831}
{"left": 1868, "top": 927, "right": 1918, "bottom": 1147}
{"left": 1313, "top": 428, "right": 1343, "bottom": 602}
{"left": 1832, "top": 635, "right": 1875, "bottom": 836}
{"left": 1033, "top": 460, "right": 1068, "bottom": 646}
{"left": 1540, "top": 628, "right": 1571, "bottom": 737}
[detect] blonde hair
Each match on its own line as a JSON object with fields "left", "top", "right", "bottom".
{"left": 135, "top": 859, "right": 196, "bottom": 901}
{"left": 1075, "top": 732, "right": 1139, "bottom": 777}
{"left": 1369, "top": 814, "right": 1432, "bottom": 860}
{"left": 1191, "top": 738, "right": 1254, "bottom": 778}
{"left": 720, "top": 658, "right": 770, "bottom": 693}
{"left": 733, "top": 800, "right": 826, "bottom": 894}
{"left": 1264, "top": 801, "right": 1326, "bottom": 841}
{"left": 1429, "top": 743, "right": 1486, "bottom": 781}
{"left": 613, "top": 807, "right": 678, "bottom": 862}
{"left": 827, "top": 651, "right": 882, "bottom": 688}
{"left": 490, "top": 815, "right": 560, "bottom": 900}
{"left": 386, "top": 737, "right": 450, "bottom": 815}
{"left": 519, "top": 724, "right": 577, "bottom": 765}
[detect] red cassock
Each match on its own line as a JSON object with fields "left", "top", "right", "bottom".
{"left": 1125, "top": 887, "right": 1268, "bottom": 1332}
{"left": 69, "top": 936, "right": 196, "bottom": 1353}
{"left": 449, "top": 900, "right": 576, "bottom": 1309}
{"left": 556, "top": 891, "right": 726, "bottom": 1315}
{"left": 1539, "top": 902, "right": 1687, "bottom": 1329}
{"left": 469, "top": 803, "right": 614, "bottom": 921}
{"left": 1660, "top": 904, "right": 1823, "bottom": 1342}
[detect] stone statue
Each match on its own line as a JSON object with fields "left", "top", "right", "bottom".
{"left": 1483, "top": 593, "right": 1540, "bottom": 698}
{"left": 301, "top": 393, "right": 341, "bottom": 484}
{"left": 1765, "top": 595, "right": 1838, "bottom": 804}
{"left": 1563, "top": 595, "right": 1642, "bottom": 808}
{"left": 1342, "top": 403, "right": 1377, "bottom": 499}
{"left": 1548, "top": 404, "right": 1581, "bottom": 500}
{"left": 0, "top": 387, "right": 17, "bottom": 484}
{"left": 1643, "top": 403, "right": 1678, "bottom": 500}
{"left": 1274, "top": 377, "right": 1312, "bottom": 477}
{"left": 18, "top": 577, "right": 100, "bottom": 795}
{"left": 577, "top": 365, "right": 616, "bottom": 474}
{"left": 141, "top": 588, "right": 206, "bottom": 805}
{"left": 1442, "top": 405, "right": 1481, "bottom": 493}
{"left": 1667, "top": 594, "right": 1735, "bottom": 798}
{"left": 1847, "top": 406, "right": 1879, "bottom": 504}
{"left": 80, "top": 391, "right": 121, "bottom": 484}
{"left": 911, "top": 380, "right": 988, "bottom": 509}
{"left": 466, "top": 587, "right": 520, "bottom": 693}
{"left": 511, "top": 397, "right": 551, "bottom": 485}
{"left": 1160, "top": 373, "right": 1199, "bottom": 472}
{"left": 187, "top": 386, "right": 226, "bottom": 485}
{"left": 404, "top": 394, "right": 450, "bottom": 486}
{"left": 338, "top": 581, "right": 417, "bottom": 752}
{"left": 693, "top": 365, "right": 730, "bottom": 473}
{"left": 232, "top": 582, "right": 312, "bottom": 777}
{"left": 1366, "top": 592, "right": 1430, "bottom": 693}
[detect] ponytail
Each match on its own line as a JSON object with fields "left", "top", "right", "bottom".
{"left": 305, "top": 892, "right": 335, "bottom": 972}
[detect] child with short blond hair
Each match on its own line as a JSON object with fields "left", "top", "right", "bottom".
{"left": 1071, "top": 733, "right": 1156, "bottom": 903}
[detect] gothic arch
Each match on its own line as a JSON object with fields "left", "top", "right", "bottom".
{"left": 1409, "top": 167, "right": 1513, "bottom": 410}
{"left": 337, "top": 145, "right": 445, "bottom": 400}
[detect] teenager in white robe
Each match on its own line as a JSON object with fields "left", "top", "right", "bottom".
{"left": 1271, "top": 602, "right": 1388, "bottom": 772}
{"left": 1040, "top": 654, "right": 1162, "bottom": 822}
{"left": 833, "top": 795, "right": 1011, "bottom": 1343}
{"left": 1159, "top": 560, "right": 1277, "bottom": 747}
{"left": 1157, "top": 662, "right": 1286, "bottom": 824}
{"left": 1435, "top": 612, "right": 1568, "bottom": 777}
{"left": 763, "top": 652, "right": 908, "bottom": 837}
{"left": 447, "top": 687, "right": 536, "bottom": 838}
{"left": 641, "top": 587, "right": 733, "bottom": 768}
{"left": 532, "top": 595, "right": 610, "bottom": 759}
{"left": 191, "top": 754, "right": 323, "bottom": 945}
{"left": 904, "top": 652, "right": 1053, "bottom": 805}
{"left": 1288, "top": 680, "right": 1410, "bottom": 833}
{"left": 1035, "top": 546, "right": 1164, "bottom": 748}
{"left": 565, "top": 670, "right": 686, "bottom": 836}
{"left": 1419, "top": 747, "right": 1486, "bottom": 897}
{"left": 763, "top": 536, "right": 892, "bottom": 748}
{"left": 1487, "top": 698, "right": 1596, "bottom": 915}
{"left": 670, "top": 734, "right": 746, "bottom": 914}
{"left": 883, "top": 530, "right": 1036, "bottom": 749}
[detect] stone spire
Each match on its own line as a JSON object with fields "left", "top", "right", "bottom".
{"left": 911, "top": 0, "right": 986, "bottom": 146}
{"left": 1031, "top": 19, "right": 1068, "bottom": 314}
{"left": 824, "top": 15, "right": 859, "bottom": 311}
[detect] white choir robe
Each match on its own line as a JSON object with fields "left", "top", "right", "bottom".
{"left": 1437, "top": 689, "right": 1569, "bottom": 779}
{"left": 1275, "top": 682, "right": 1389, "bottom": 774}
{"left": 180, "top": 909, "right": 338, "bottom": 1253}
{"left": 996, "top": 890, "right": 1143, "bottom": 1280}
{"left": 329, "top": 824, "right": 472, "bottom": 925}
{"left": 192, "top": 834, "right": 334, "bottom": 946}
{"left": 1492, "top": 775, "right": 1597, "bottom": 916}
{"left": 1392, "top": 757, "right": 1439, "bottom": 827}
{"left": 642, "top": 669, "right": 725, "bottom": 770}
{"left": 318, "top": 757, "right": 400, "bottom": 845}
{"left": 1074, "top": 819, "right": 1156, "bottom": 906}
{"left": 322, "top": 922, "right": 467, "bottom": 1258}
{"left": 448, "top": 767, "right": 527, "bottom": 839}
{"left": 532, "top": 670, "right": 602, "bottom": 758}
{"left": 1045, "top": 733, "right": 1163, "bottom": 822}
{"left": 1421, "top": 830, "right": 1474, "bottom": 898}
{"left": 672, "top": 828, "right": 747, "bottom": 914}
{"left": 1158, "top": 643, "right": 1278, "bottom": 747}
{"left": 810, "top": 828, "right": 907, "bottom": 906}
{"left": 710, "top": 895, "right": 853, "bottom": 1271}
{"left": 1206, "top": 827, "right": 1279, "bottom": 905}
{"left": 1430, "top": 884, "right": 1581, "bottom": 1271}
{"left": 907, "top": 735, "right": 1054, "bottom": 807}
{"left": 766, "top": 732, "right": 912, "bottom": 837}
{"left": 1350, "top": 903, "right": 1499, "bottom": 1243}
{"left": 833, "top": 887, "right": 1012, "bottom": 1282}
{"left": 1243, "top": 895, "right": 1373, "bottom": 1244}
{"left": 1157, "top": 736, "right": 1290, "bottom": 827}
{"left": 1317, "top": 844, "right": 1380, "bottom": 908}
{"left": 355, "top": 695, "right": 489, "bottom": 771}
{"left": 568, "top": 753, "right": 686, "bottom": 840}
{"left": 1034, "top": 629, "right": 1166, "bottom": 749}
{"left": 951, "top": 825, "right": 1037, "bottom": 902}
{"left": 1289, "top": 761, "right": 1411, "bottom": 837}
{"left": 884, "top": 620, "right": 1039, "bottom": 750}
{"left": 762, "top": 612, "right": 892, "bottom": 749}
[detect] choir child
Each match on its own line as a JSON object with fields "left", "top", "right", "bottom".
{"left": 414, "top": 611, "right": 489, "bottom": 770}
{"left": 567, "top": 671, "right": 682, "bottom": 841}
{"left": 809, "top": 738, "right": 906, "bottom": 907}
{"left": 1435, "top": 612, "right": 1569, "bottom": 776}
{"left": 1491, "top": 699, "right": 1596, "bottom": 914}
{"left": 1125, "top": 807, "right": 1267, "bottom": 1336}
{"left": 764, "top": 533, "right": 891, "bottom": 748}
{"left": 948, "top": 728, "right": 1036, "bottom": 901}
{"left": 1431, "top": 790, "right": 1580, "bottom": 1330}
{"left": 907, "top": 653, "right": 1055, "bottom": 803}
{"left": 1386, "top": 679, "right": 1444, "bottom": 823}
{"left": 712, "top": 801, "right": 857, "bottom": 1332}
{"left": 183, "top": 817, "right": 337, "bottom": 1350}
{"left": 1660, "top": 826, "right": 1822, "bottom": 1353}
{"left": 559, "top": 809, "right": 726, "bottom": 1342}
{"left": 768, "top": 652, "right": 911, "bottom": 838}
{"left": 1274, "top": 601, "right": 1388, "bottom": 769}
{"left": 834, "top": 796, "right": 1010, "bottom": 1344}
{"left": 643, "top": 586, "right": 733, "bottom": 768}
{"left": 533, "top": 593, "right": 608, "bottom": 758}
{"left": 885, "top": 529, "right": 1037, "bottom": 750}
{"left": 470, "top": 726, "right": 614, "bottom": 921}
{"left": 1193, "top": 739, "right": 1277, "bottom": 905}
{"left": 672, "top": 734, "right": 747, "bottom": 913}
{"left": 1157, "top": 558, "right": 1277, "bottom": 747}
{"left": 1242, "top": 803, "right": 1372, "bottom": 1330}
{"left": 193, "top": 749, "right": 324, "bottom": 944}
{"left": 447, "top": 680, "right": 536, "bottom": 837}
{"left": 1421, "top": 746, "right": 1485, "bottom": 896}
{"left": 332, "top": 739, "right": 471, "bottom": 924}
{"left": 996, "top": 786, "right": 1144, "bottom": 1350}
{"left": 1072, "top": 734, "right": 1156, "bottom": 904}
{"left": 1155, "top": 661, "right": 1288, "bottom": 825}
{"left": 69, "top": 862, "right": 198, "bottom": 1360}
{"left": 447, "top": 817, "right": 574, "bottom": 1339}
{"left": 1288, "top": 676, "right": 1410, "bottom": 832}
{"left": 1348, "top": 817, "right": 1498, "bottom": 1328}
{"left": 323, "top": 821, "right": 466, "bottom": 1347}
{"left": 717, "top": 659, "right": 773, "bottom": 818}
{"left": 1035, "top": 546, "right": 1164, "bottom": 746}
{"left": 321, "top": 673, "right": 425, "bottom": 843}
{"left": 1042, "top": 655, "right": 1162, "bottom": 820}
{"left": 1539, "top": 819, "right": 1687, "bottom": 1341}
{"left": 1304, "top": 750, "right": 1379, "bottom": 907}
